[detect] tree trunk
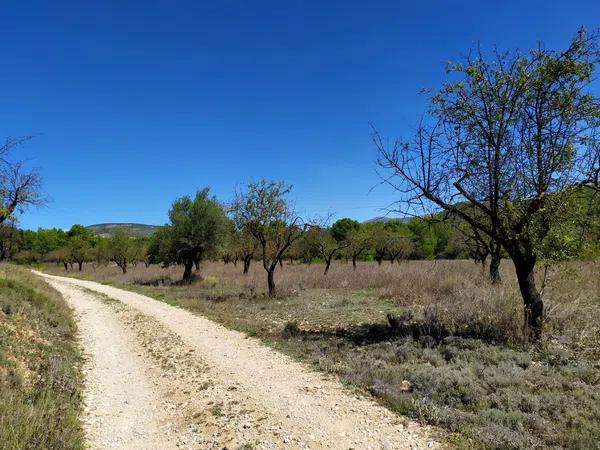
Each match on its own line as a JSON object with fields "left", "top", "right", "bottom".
{"left": 267, "top": 266, "right": 276, "bottom": 296}
{"left": 63, "top": 262, "right": 68, "bottom": 271}
{"left": 514, "top": 256, "right": 544, "bottom": 342}
{"left": 479, "top": 255, "right": 488, "bottom": 275}
{"left": 182, "top": 260, "right": 194, "bottom": 283}
{"left": 194, "top": 257, "right": 200, "bottom": 271}
{"left": 279, "top": 259, "right": 283, "bottom": 270}
{"left": 243, "top": 256, "right": 251, "bottom": 274}
{"left": 324, "top": 258, "right": 332, "bottom": 275}
{"left": 78, "top": 261, "right": 83, "bottom": 271}
{"left": 121, "top": 262, "right": 127, "bottom": 274}
{"left": 489, "top": 244, "right": 502, "bottom": 284}
{"left": 352, "top": 256, "right": 357, "bottom": 270}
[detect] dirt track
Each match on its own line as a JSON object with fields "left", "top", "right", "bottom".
{"left": 35, "top": 271, "right": 440, "bottom": 450}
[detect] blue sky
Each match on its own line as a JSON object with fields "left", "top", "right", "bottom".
{"left": 2, "top": 0, "right": 599, "bottom": 230}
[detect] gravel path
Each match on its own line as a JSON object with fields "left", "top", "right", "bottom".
{"left": 36, "top": 271, "right": 441, "bottom": 450}
{"left": 41, "top": 279, "right": 175, "bottom": 449}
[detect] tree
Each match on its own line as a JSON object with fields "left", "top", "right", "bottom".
{"left": 331, "top": 218, "right": 360, "bottom": 243}
{"left": 231, "top": 179, "right": 305, "bottom": 296}
{"left": 370, "top": 223, "right": 389, "bottom": 265}
{"left": 46, "top": 247, "right": 72, "bottom": 271}
{"left": 376, "top": 30, "right": 600, "bottom": 341}
{"left": 106, "top": 227, "right": 136, "bottom": 274}
{"left": 304, "top": 227, "right": 350, "bottom": 275}
{"left": 68, "top": 236, "right": 90, "bottom": 271}
{"left": 229, "top": 229, "right": 258, "bottom": 274}
{"left": 345, "top": 226, "right": 372, "bottom": 270}
{"left": 0, "top": 221, "right": 22, "bottom": 260}
{"left": 155, "top": 189, "right": 228, "bottom": 282}
{"left": 0, "top": 137, "right": 44, "bottom": 225}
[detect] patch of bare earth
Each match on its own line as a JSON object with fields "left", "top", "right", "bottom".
{"left": 38, "top": 271, "right": 440, "bottom": 449}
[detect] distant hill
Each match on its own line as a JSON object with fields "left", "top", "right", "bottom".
{"left": 86, "top": 223, "right": 161, "bottom": 237}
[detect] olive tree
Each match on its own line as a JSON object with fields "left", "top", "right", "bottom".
{"left": 155, "top": 189, "right": 228, "bottom": 283}
{"left": 231, "top": 179, "right": 305, "bottom": 296}
{"left": 376, "top": 30, "right": 600, "bottom": 341}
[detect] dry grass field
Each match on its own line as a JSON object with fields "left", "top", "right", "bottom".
{"left": 44, "top": 259, "right": 600, "bottom": 449}
{"left": 0, "top": 264, "right": 84, "bottom": 450}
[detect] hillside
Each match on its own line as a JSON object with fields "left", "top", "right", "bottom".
{"left": 86, "top": 223, "right": 161, "bottom": 237}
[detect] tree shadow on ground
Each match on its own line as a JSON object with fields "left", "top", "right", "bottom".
{"left": 285, "top": 313, "right": 513, "bottom": 346}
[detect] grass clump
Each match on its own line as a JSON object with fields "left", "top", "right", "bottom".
{"left": 0, "top": 264, "right": 83, "bottom": 450}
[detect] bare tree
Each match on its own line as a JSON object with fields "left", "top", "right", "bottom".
{"left": 376, "top": 30, "right": 600, "bottom": 341}
{"left": 0, "top": 136, "right": 43, "bottom": 224}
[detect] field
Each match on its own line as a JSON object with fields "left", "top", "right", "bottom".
{"left": 0, "top": 264, "right": 84, "bottom": 450}
{"left": 43, "top": 259, "right": 600, "bottom": 449}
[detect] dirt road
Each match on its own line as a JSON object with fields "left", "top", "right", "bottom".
{"left": 35, "top": 271, "right": 440, "bottom": 450}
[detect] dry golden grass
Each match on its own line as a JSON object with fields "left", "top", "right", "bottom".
{"left": 52, "top": 259, "right": 599, "bottom": 348}
{"left": 0, "top": 264, "right": 84, "bottom": 450}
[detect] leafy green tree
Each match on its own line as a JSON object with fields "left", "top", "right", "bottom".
{"left": 376, "top": 30, "right": 600, "bottom": 340}
{"left": 331, "top": 218, "right": 360, "bottom": 243}
{"left": 0, "top": 222, "right": 22, "bottom": 260}
{"left": 155, "top": 189, "right": 228, "bottom": 282}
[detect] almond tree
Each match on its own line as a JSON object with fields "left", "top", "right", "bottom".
{"left": 376, "top": 30, "right": 600, "bottom": 341}
{"left": 231, "top": 179, "right": 305, "bottom": 296}
{"left": 304, "top": 227, "right": 350, "bottom": 275}
{"left": 106, "top": 227, "right": 136, "bottom": 274}
{"left": 0, "top": 136, "right": 43, "bottom": 224}
{"left": 345, "top": 227, "right": 372, "bottom": 270}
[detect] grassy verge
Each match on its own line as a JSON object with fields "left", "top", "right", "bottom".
{"left": 0, "top": 264, "right": 84, "bottom": 450}
{"left": 42, "top": 261, "right": 600, "bottom": 449}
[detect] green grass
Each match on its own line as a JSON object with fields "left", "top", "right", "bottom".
{"left": 0, "top": 264, "right": 84, "bottom": 450}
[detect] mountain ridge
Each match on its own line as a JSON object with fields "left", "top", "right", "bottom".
{"left": 86, "top": 223, "right": 161, "bottom": 237}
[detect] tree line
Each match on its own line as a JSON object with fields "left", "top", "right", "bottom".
{"left": 8, "top": 177, "right": 598, "bottom": 301}
{"left": 6, "top": 224, "right": 149, "bottom": 273}
{"left": 3, "top": 29, "right": 599, "bottom": 343}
